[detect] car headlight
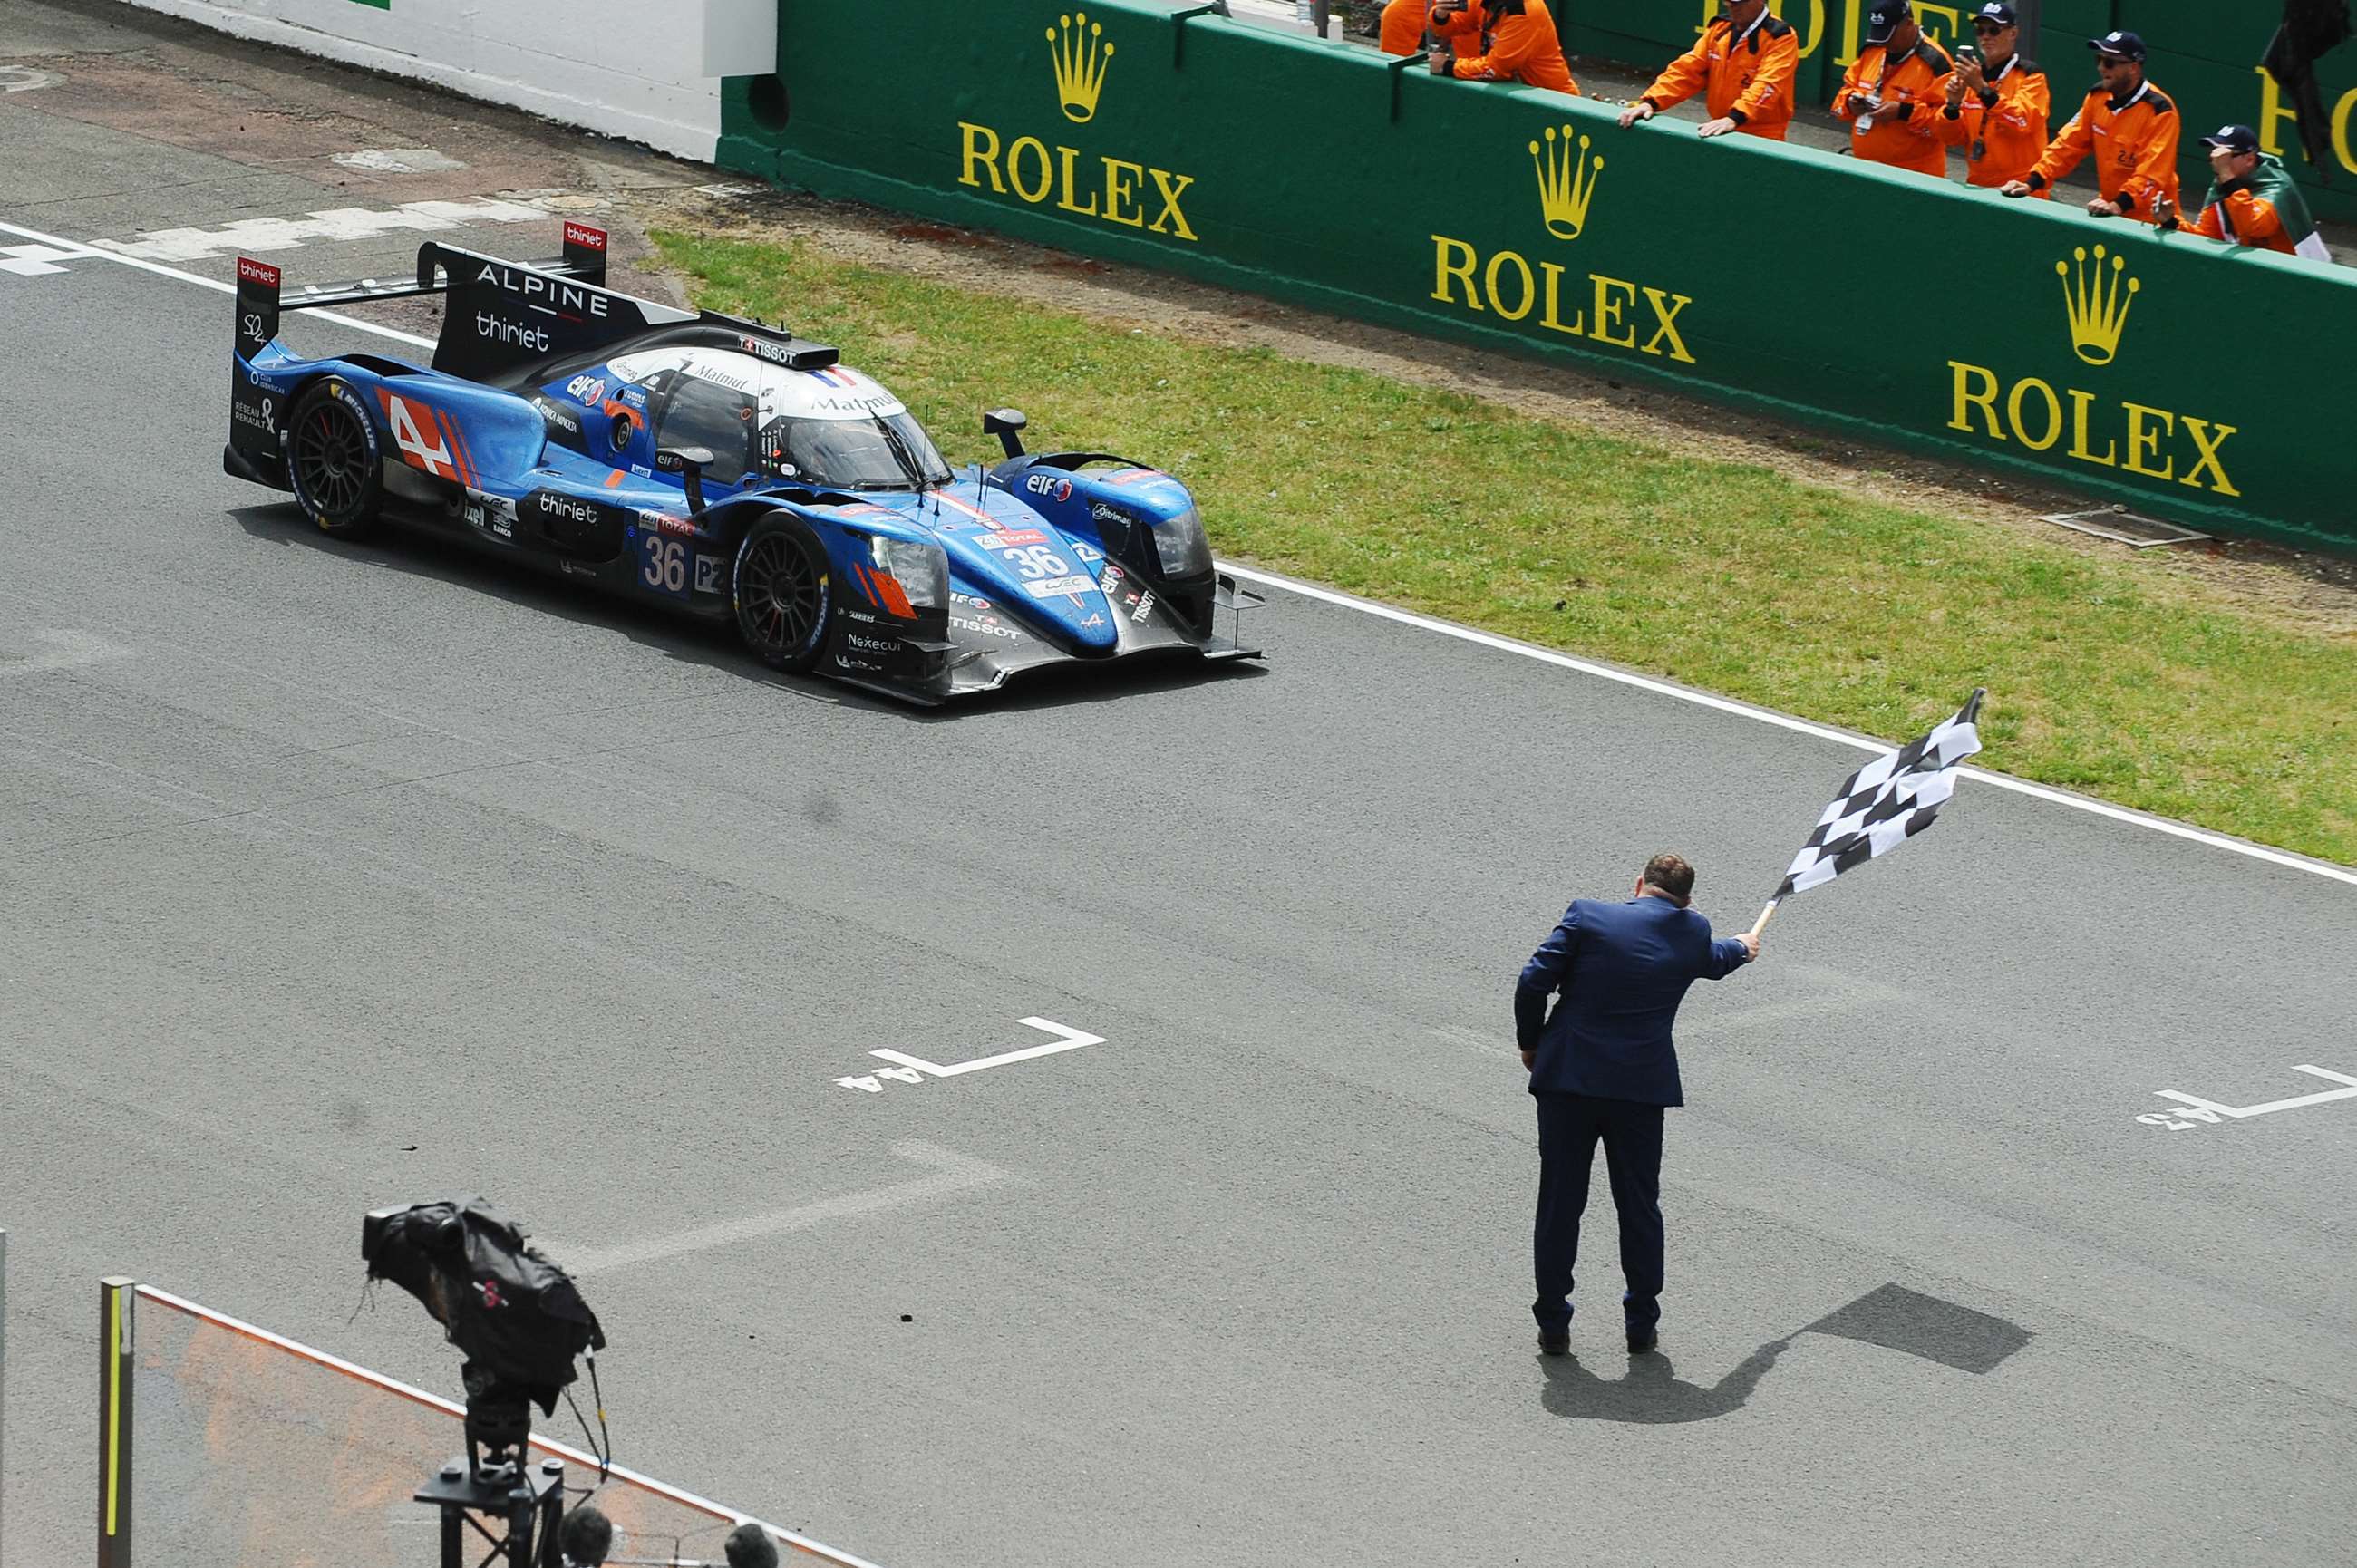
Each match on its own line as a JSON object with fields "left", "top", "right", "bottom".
{"left": 870, "top": 533, "right": 946, "bottom": 610}
{"left": 1153, "top": 504, "right": 1213, "bottom": 577}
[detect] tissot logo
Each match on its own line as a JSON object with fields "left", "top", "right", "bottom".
{"left": 954, "top": 12, "right": 1198, "bottom": 244}
{"left": 1531, "top": 125, "right": 1604, "bottom": 242}
{"left": 1048, "top": 10, "right": 1113, "bottom": 124}
{"left": 1943, "top": 247, "right": 2237, "bottom": 498}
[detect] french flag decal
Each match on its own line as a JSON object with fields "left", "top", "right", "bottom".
{"left": 810, "top": 366, "right": 858, "bottom": 388}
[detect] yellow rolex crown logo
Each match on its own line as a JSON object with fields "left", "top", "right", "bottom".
{"left": 2058, "top": 244, "right": 2140, "bottom": 366}
{"left": 1529, "top": 125, "right": 1604, "bottom": 241}
{"left": 1048, "top": 11, "right": 1115, "bottom": 125}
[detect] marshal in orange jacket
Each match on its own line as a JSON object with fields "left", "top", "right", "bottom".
{"left": 1833, "top": 38, "right": 1954, "bottom": 177}
{"left": 1639, "top": 10, "right": 1800, "bottom": 139}
{"left": 1934, "top": 54, "right": 2051, "bottom": 189}
{"left": 1378, "top": 0, "right": 1477, "bottom": 59}
{"left": 1431, "top": 0, "right": 1581, "bottom": 95}
{"left": 2024, "top": 79, "right": 2181, "bottom": 224}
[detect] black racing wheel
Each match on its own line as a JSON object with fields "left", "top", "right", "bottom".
{"left": 732, "top": 513, "right": 833, "bottom": 673}
{"left": 286, "top": 379, "right": 383, "bottom": 538}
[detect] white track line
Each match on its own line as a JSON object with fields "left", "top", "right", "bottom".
{"left": 9, "top": 214, "right": 2350, "bottom": 890}
{"left": 1214, "top": 566, "right": 2357, "bottom": 890}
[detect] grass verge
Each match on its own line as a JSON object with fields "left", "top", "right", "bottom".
{"left": 652, "top": 230, "right": 2357, "bottom": 866}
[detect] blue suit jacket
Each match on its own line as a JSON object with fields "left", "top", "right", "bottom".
{"left": 1515, "top": 894, "right": 1752, "bottom": 1106}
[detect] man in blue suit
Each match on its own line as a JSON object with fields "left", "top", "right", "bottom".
{"left": 1517, "top": 853, "right": 1760, "bottom": 1355}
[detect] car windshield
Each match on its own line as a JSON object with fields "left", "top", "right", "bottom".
{"left": 762, "top": 412, "right": 953, "bottom": 489}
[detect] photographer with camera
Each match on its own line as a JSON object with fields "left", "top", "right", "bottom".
{"left": 1423, "top": 0, "right": 1580, "bottom": 96}
{"left": 1935, "top": 4, "right": 2050, "bottom": 191}
{"left": 1833, "top": 0, "right": 1954, "bottom": 178}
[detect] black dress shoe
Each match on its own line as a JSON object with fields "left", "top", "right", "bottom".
{"left": 1537, "top": 1327, "right": 1570, "bottom": 1356}
{"left": 1626, "top": 1326, "right": 1658, "bottom": 1354}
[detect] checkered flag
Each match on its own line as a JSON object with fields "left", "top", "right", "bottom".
{"left": 1770, "top": 690, "right": 1985, "bottom": 905}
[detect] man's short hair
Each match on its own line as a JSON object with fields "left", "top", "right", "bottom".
{"left": 1643, "top": 853, "right": 1696, "bottom": 905}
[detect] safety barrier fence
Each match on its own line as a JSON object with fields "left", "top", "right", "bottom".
{"left": 715, "top": 0, "right": 2357, "bottom": 553}
{"left": 93, "top": 1279, "right": 883, "bottom": 1568}
{"left": 1558, "top": 0, "right": 2357, "bottom": 227}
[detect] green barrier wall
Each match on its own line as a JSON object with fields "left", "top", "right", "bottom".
{"left": 717, "top": 1, "right": 2357, "bottom": 552}
{"left": 1562, "top": 1, "right": 2357, "bottom": 227}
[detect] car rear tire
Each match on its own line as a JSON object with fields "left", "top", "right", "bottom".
{"left": 732, "top": 513, "right": 833, "bottom": 673}
{"left": 286, "top": 379, "right": 383, "bottom": 539}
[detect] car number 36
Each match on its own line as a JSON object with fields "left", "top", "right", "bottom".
{"left": 639, "top": 534, "right": 688, "bottom": 595}
{"left": 1003, "top": 544, "right": 1071, "bottom": 579}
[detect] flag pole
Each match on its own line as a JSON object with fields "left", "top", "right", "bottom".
{"left": 1748, "top": 899, "right": 1779, "bottom": 940}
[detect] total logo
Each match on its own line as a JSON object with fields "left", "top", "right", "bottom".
{"left": 1944, "top": 246, "right": 2238, "bottom": 498}
{"left": 1024, "top": 472, "right": 1075, "bottom": 502}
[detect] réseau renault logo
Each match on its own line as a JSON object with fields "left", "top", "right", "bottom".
{"left": 1530, "top": 125, "right": 1604, "bottom": 242}
{"left": 2058, "top": 243, "right": 2139, "bottom": 367}
{"left": 1048, "top": 11, "right": 1114, "bottom": 124}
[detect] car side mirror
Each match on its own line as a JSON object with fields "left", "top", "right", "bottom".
{"left": 655, "top": 445, "right": 715, "bottom": 513}
{"left": 983, "top": 408, "right": 1028, "bottom": 460}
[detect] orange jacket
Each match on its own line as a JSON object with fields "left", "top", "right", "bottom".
{"left": 1640, "top": 10, "right": 1799, "bottom": 139}
{"left": 1378, "top": 0, "right": 1476, "bottom": 58}
{"left": 1933, "top": 53, "right": 2051, "bottom": 189}
{"left": 2026, "top": 79, "right": 2182, "bottom": 224}
{"left": 1431, "top": 0, "right": 1580, "bottom": 95}
{"left": 1833, "top": 41, "right": 1954, "bottom": 176}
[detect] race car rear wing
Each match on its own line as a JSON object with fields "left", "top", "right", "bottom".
{"left": 233, "top": 219, "right": 613, "bottom": 366}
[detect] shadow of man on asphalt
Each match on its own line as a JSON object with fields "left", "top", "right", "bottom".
{"left": 1537, "top": 1283, "right": 2032, "bottom": 1424}
{"left": 1538, "top": 1337, "right": 1795, "bottom": 1424}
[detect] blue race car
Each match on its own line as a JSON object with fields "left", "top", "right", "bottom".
{"left": 224, "top": 224, "right": 1261, "bottom": 702}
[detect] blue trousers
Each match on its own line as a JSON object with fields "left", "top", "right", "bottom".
{"left": 1532, "top": 1092, "right": 1665, "bottom": 1332}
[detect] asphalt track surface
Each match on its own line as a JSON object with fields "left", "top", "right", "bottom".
{"left": 5, "top": 7, "right": 2356, "bottom": 1565}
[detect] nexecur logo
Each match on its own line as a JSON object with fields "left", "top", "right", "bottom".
{"left": 1424, "top": 121, "right": 1697, "bottom": 365}
{"left": 1945, "top": 246, "right": 2238, "bottom": 497}
{"left": 955, "top": 10, "right": 1198, "bottom": 243}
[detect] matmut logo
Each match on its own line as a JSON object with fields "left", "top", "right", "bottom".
{"left": 1530, "top": 126, "right": 1604, "bottom": 241}
{"left": 1048, "top": 10, "right": 1114, "bottom": 124}
{"left": 2058, "top": 243, "right": 2139, "bottom": 367}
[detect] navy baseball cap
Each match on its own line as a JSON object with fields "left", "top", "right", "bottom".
{"left": 2089, "top": 30, "right": 2147, "bottom": 62}
{"left": 1972, "top": 3, "right": 2018, "bottom": 27}
{"left": 2201, "top": 123, "right": 2259, "bottom": 154}
{"left": 1866, "top": 0, "right": 1912, "bottom": 44}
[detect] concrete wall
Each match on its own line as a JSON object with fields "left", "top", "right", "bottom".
{"left": 717, "top": 0, "right": 2357, "bottom": 553}
{"left": 111, "top": 0, "right": 774, "bottom": 161}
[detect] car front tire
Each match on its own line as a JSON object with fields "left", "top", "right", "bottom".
{"left": 732, "top": 513, "right": 833, "bottom": 673}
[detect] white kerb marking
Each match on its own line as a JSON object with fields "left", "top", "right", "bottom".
{"left": 3, "top": 206, "right": 2346, "bottom": 892}
{"left": 870, "top": 1016, "right": 1106, "bottom": 1079}
{"left": 553, "top": 1140, "right": 1014, "bottom": 1276}
{"left": 91, "top": 198, "right": 549, "bottom": 263}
